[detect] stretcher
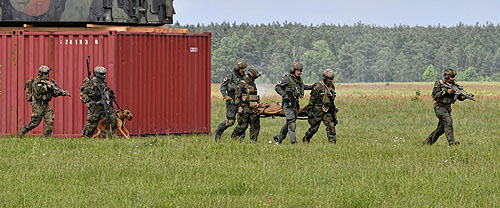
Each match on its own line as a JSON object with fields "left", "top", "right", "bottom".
{"left": 253, "top": 102, "right": 308, "bottom": 119}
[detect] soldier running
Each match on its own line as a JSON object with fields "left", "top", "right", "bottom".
{"left": 19, "top": 65, "right": 70, "bottom": 138}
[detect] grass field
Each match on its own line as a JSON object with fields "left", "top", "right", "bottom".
{"left": 1, "top": 82, "right": 499, "bottom": 207}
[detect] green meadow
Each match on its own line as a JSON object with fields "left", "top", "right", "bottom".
{"left": 1, "top": 82, "right": 499, "bottom": 207}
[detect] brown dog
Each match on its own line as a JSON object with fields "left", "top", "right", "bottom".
{"left": 92, "top": 109, "right": 133, "bottom": 139}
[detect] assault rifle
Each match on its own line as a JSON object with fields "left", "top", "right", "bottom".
{"left": 93, "top": 84, "right": 121, "bottom": 111}
{"left": 86, "top": 56, "right": 91, "bottom": 78}
{"left": 41, "top": 80, "right": 70, "bottom": 97}
{"left": 441, "top": 82, "right": 475, "bottom": 102}
{"left": 109, "top": 90, "right": 121, "bottom": 109}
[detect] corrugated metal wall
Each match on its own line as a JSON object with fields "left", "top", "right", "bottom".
{"left": 115, "top": 32, "right": 211, "bottom": 135}
{"left": 0, "top": 31, "right": 16, "bottom": 135}
{"left": 0, "top": 31, "right": 211, "bottom": 137}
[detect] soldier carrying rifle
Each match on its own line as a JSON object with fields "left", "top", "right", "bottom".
{"left": 80, "top": 65, "right": 118, "bottom": 137}
{"left": 19, "top": 65, "right": 70, "bottom": 138}
{"left": 423, "top": 68, "right": 475, "bottom": 145}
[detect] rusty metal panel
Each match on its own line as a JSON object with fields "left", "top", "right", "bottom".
{"left": 0, "top": 31, "right": 16, "bottom": 135}
{"left": 115, "top": 32, "right": 211, "bottom": 135}
{"left": 0, "top": 31, "right": 115, "bottom": 137}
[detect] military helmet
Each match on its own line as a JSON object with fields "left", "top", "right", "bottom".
{"left": 233, "top": 61, "right": 247, "bottom": 70}
{"left": 289, "top": 62, "right": 304, "bottom": 74}
{"left": 94, "top": 66, "right": 107, "bottom": 74}
{"left": 93, "top": 66, "right": 107, "bottom": 80}
{"left": 38, "top": 65, "right": 52, "bottom": 73}
{"left": 247, "top": 68, "right": 261, "bottom": 79}
{"left": 443, "top": 68, "right": 457, "bottom": 79}
{"left": 323, "top": 69, "right": 335, "bottom": 80}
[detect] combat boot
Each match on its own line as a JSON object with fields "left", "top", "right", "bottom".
{"left": 449, "top": 141, "right": 460, "bottom": 145}
{"left": 328, "top": 134, "right": 337, "bottom": 144}
{"left": 273, "top": 135, "right": 281, "bottom": 145}
{"left": 302, "top": 137, "right": 310, "bottom": 144}
{"left": 19, "top": 127, "right": 25, "bottom": 139}
{"left": 214, "top": 131, "right": 222, "bottom": 142}
{"left": 328, "top": 138, "right": 336, "bottom": 144}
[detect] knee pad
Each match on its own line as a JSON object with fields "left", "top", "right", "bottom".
{"left": 225, "top": 119, "right": 235, "bottom": 127}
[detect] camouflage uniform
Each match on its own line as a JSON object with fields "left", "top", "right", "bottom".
{"left": 274, "top": 63, "right": 312, "bottom": 144}
{"left": 81, "top": 66, "right": 116, "bottom": 137}
{"left": 302, "top": 80, "right": 338, "bottom": 143}
{"left": 214, "top": 61, "right": 246, "bottom": 141}
{"left": 20, "top": 66, "right": 65, "bottom": 138}
{"left": 231, "top": 69, "right": 261, "bottom": 142}
{"left": 424, "top": 69, "right": 463, "bottom": 145}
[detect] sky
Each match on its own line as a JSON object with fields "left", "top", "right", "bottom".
{"left": 173, "top": 0, "right": 499, "bottom": 26}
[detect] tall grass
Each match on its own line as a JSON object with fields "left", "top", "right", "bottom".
{"left": 1, "top": 82, "right": 499, "bottom": 207}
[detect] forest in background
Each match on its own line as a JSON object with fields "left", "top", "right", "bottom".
{"left": 173, "top": 22, "right": 500, "bottom": 83}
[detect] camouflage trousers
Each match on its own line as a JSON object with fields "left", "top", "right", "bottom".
{"left": 21, "top": 101, "right": 54, "bottom": 137}
{"left": 82, "top": 104, "right": 116, "bottom": 137}
{"left": 275, "top": 104, "right": 299, "bottom": 144}
{"left": 303, "top": 110, "right": 337, "bottom": 143}
{"left": 231, "top": 111, "right": 260, "bottom": 142}
{"left": 424, "top": 105, "right": 456, "bottom": 144}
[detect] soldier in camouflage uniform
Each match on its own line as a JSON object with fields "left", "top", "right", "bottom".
{"left": 273, "top": 63, "right": 312, "bottom": 144}
{"left": 423, "top": 69, "right": 464, "bottom": 145}
{"left": 231, "top": 68, "right": 261, "bottom": 142}
{"left": 19, "top": 65, "right": 69, "bottom": 138}
{"left": 214, "top": 61, "right": 247, "bottom": 142}
{"left": 302, "top": 69, "right": 338, "bottom": 144}
{"left": 81, "top": 66, "right": 117, "bottom": 137}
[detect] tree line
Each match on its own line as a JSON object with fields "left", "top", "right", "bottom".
{"left": 172, "top": 22, "right": 500, "bottom": 83}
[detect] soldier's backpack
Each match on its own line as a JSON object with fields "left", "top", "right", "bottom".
{"left": 24, "top": 78, "right": 34, "bottom": 102}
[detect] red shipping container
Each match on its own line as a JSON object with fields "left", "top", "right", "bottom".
{"left": 0, "top": 30, "right": 211, "bottom": 137}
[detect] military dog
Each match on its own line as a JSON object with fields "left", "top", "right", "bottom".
{"left": 92, "top": 109, "right": 133, "bottom": 139}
